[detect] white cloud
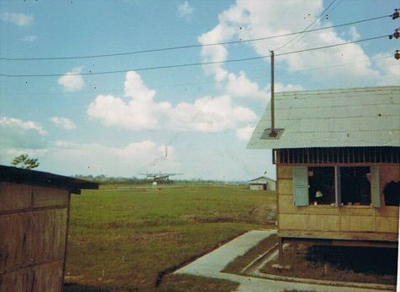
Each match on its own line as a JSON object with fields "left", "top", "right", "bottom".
{"left": 49, "top": 140, "right": 180, "bottom": 176}
{"left": 0, "top": 117, "right": 47, "bottom": 153}
{"left": 178, "top": 1, "right": 194, "bottom": 20}
{"left": 372, "top": 52, "right": 400, "bottom": 86}
{"left": 1, "top": 12, "right": 33, "bottom": 27}
{"left": 197, "top": 0, "right": 389, "bottom": 89}
{"left": 57, "top": 67, "right": 85, "bottom": 92}
{"left": 0, "top": 117, "right": 47, "bottom": 136}
{"left": 21, "top": 35, "right": 37, "bottom": 42}
{"left": 275, "top": 82, "right": 304, "bottom": 92}
{"left": 198, "top": 23, "right": 235, "bottom": 82}
{"left": 88, "top": 71, "right": 171, "bottom": 130}
{"left": 51, "top": 117, "right": 76, "bottom": 130}
{"left": 236, "top": 125, "right": 255, "bottom": 141}
{"left": 168, "top": 95, "right": 257, "bottom": 133}
{"left": 88, "top": 71, "right": 256, "bottom": 133}
{"left": 225, "top": 71, "right": 269, "bottom": 100}
{"left": 348, "top": 26, "right": 360, "bottom": 41}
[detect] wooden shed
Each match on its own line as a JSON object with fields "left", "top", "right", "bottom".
{"left": 249, "top": 176, "right": 276, "bottom": 191}
{"left": 0, "top": 165, "right": 98, "bottom": 292}
{"left": 248, "top": 86, "right": 400, "bottom": 262}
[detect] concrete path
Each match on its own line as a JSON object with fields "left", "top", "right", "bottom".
{"left": 175, "top": 230, "right": 395, "bottom": 292}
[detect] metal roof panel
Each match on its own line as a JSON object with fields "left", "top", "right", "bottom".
{"left": 248, "top": 86, "right": 400, "bottom": 149}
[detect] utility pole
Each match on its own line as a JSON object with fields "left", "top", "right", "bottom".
{"left": 269, "top": 50, "right": 277, "bottom": 138}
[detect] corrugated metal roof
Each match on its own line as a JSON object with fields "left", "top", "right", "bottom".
{"left": 0, "top": 165, "right": 99, "bottom": 194}
{"left": 247, "top": 86, "right": 400, "bottom": 149}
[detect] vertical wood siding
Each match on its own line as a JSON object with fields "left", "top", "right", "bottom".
{"left": 0, "top": 182, "right": 69, "bottom": 292}
{"left": 277, "top": 165, "right": 400, "bottom": 241}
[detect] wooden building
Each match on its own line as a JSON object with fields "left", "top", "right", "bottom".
{"left": 0, "top": 165, "right": 98, "bottom": 292}
{"left": 249, "top": 176, "right": 276, "bottom": 191}
{"left": 248, "top": 86, "right": 400, "bottom": 261}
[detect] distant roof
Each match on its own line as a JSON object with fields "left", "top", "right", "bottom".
{"left": 250, "top": 176, "right": 275, "bottom": 182}
{"left": 0, "top": 165, "right": 99, "bottom": 194}
{"left": 247, "top": 86, "right": 400, "bottom": 149}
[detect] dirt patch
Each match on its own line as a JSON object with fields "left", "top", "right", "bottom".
{"left": 222, "top": 234, "right": 278, "bottom": 273}
{"left": 249, "top": 204, "right": 275, "bottom": 224}
{"left": 193, "top": 216, "right": 244, "bottom": 223}
{"left": 97, "top": 222, "right": 138, "bottom": 229}
{"left": 63, "top": 283, "right": 115, "bottom": 292}
{"left": 126, "top": 232, "right": 182, "bottom": 244}
{"left": 261, "top": 244, "right": 397, "bottom": 285}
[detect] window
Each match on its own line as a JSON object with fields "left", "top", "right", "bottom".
{"left": 293, "top": 166, "right": 379, "bottom": 207}
{"left": 340, "top": 167, "right": 370, "bottom": 206}
{"left": 308, "top": 167, "right": 335, "bottom": 205}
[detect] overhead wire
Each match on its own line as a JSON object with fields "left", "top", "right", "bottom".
{"left": 0, "top": 14, "right": 391, "bottom": 62}
{"left": 0, "top": 34, "right": 390, "bottom": 78}
{"left": 2, "top": 54, "right": 393, "bottom": 96}
{"left": 275, "top": 35, "right": 388, "bottom": 56}
{"left": 279, "top": 0, "right": 344, "bottom": 52}
{"left": 275, "top": 0, "right": 339, "bottom": 51}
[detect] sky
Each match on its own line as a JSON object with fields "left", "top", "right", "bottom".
{"left": 0, "top": 0, "right": 399, "bottom": 181}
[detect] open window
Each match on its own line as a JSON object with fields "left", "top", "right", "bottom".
{"left": 293, "top": 166, "right": 378, "bottom": 207}
{"left": 340, "top": 167, "right": 371, "bottom": 206}
{"left": 308, "top": 167, "right": 335, "bottom": 205}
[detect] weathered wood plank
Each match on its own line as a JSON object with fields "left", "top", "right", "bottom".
{"left": 28, "top": 209, "right": 68, "bottom": 264}
{"left": 278, "top": 179, "right": 293, "bottom": 195}
{"left": 308, "top": 215, "right": 340, "bottom": 231}
{"left": 0, "top": 182, "right": 32, "bottom": 212}
{"left": 339, "top": 206, "right": 374, "bottom": 216}
{"left": 340, "top": 215, "right": 375, "bottom": 232}
{"left": 0, "top": 214, "right": 29, "bottom": 273}
{"left": 278, "top": 196, "right": 308, "bottom": 214}
{"left": 32, "top": 261, "right": 64, "bottom": 292}
{"left": 0, "top": 261, "right": 64, "bottom": 292}
{"left": 0, "top": 208, "right": 68, "bottom": 273}
{"left": 376, "top": 217, "right": 399, "bottom": 233}
{"left": 32, "top": 186, "right": 69, "bottom": 208}
{"left": 278, "top": 214, "right": 308, "bottom": 230}
{"left": 277, "top": 166, "right": 292, "bottom": 179}
{"left": 375, "top": 206, "right": 399, "bottom": 218}
{"left": 0, "top": 267, "right": 33, "bottom": 292}
{"left": 278, "top": 230, "right": 398, "bottom": 242}
{"left": 306, "top": 206, "right": 340, "bottom": 215}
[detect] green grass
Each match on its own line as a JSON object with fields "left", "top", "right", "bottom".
{"left": 64, "top": 183, "right": 276, "bottom": 292}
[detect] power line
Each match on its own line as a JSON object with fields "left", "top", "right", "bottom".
{"left": 275, "top": 35, "right": 388, "bottom": 56}
{"left": 0, "top": 34, "right": 390, "bottom": 78}
{"left": 280, "top": 0, "right": 345, "bottom": 52}
{"left": 2, "top": 55, "right": 392, "bottom": 96}
{"left": 0, "top": 14, "right": 391, "bottom": 62}
{"left": 277, "top": 55, "right": 392, "bottom": 74}
{"left": 275, "top": 0, "right": 339, "bottom": 51}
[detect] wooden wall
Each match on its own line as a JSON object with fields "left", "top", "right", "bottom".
{"left": 277, "top": 165, "right": 399, "bottom": 242}
{"left": 0, "top": 182, "right": 69, "bottom": 292}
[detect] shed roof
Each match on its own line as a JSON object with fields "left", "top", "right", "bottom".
{"left": 250, "top": 176, "right": 275, "bottom": 183}
{"left": 247, "top": 86, "right": 400, "bottom": 149}
{"left": 0, "top": 165, "right": 99, "bottom": 194}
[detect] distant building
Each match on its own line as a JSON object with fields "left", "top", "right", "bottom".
{"left": 248, "top": 86, "right": 400, "bottom": 264}
{"left": 249, "top": 176, "right": 276, "bottom": 191}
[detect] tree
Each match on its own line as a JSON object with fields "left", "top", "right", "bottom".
{"left": 11, "top": 154, "right": 39, "bottom": 170}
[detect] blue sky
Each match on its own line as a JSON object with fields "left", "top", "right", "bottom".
{"left": 0, "top": 0, "right": 399, "bottom": 180}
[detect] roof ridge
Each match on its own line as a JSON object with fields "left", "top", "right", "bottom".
{"left": 274, "top": 86, "right": 400, "bottom": 96}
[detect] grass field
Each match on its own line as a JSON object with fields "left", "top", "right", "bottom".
{"left": 63, "top": 183, "right": 276, "bottom": 292}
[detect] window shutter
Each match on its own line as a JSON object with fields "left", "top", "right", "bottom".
{"left": 371, "top": 166, "right": 381, "bottom": 208}
{"left": 293, "top": 166, "right": 309, "bottom": 207}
